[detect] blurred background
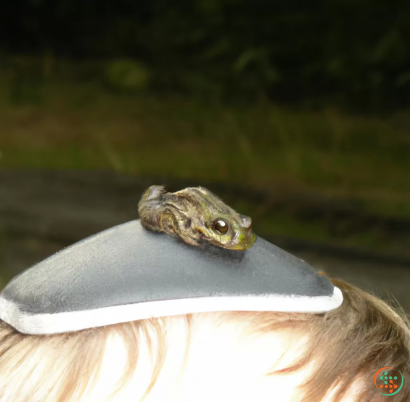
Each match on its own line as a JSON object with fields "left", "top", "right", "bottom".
{"left": 0, "top": 1, "right": 409, "bottom": 310}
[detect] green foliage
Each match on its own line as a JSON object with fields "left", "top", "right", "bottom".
{"left": 0, "top": 57, "right": 45, "bottom": 105}
{"left": 103, "top": 60, "right": 150, "bottom": 93}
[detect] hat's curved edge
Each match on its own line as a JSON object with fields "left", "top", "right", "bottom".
{"left": 0, "top": 287, "right": 343, "bottom": 335}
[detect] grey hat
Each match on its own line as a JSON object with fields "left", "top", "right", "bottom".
{"left": 0, "top": 220, "right": 343, "bottom": 335}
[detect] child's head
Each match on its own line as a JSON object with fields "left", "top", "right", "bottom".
{"left": 0, "top": 278, "right": 409, "bottom": 402}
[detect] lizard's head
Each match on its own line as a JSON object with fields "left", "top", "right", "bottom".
{"left": 176, "top": 187, "right": 256, "bottom": 250}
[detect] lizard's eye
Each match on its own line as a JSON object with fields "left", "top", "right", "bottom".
{"left": 213, "top": 219, "right": 229, "bottom": 234}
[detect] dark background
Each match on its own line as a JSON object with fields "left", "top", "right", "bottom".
{"left": 2, "top": 0, "right": 410, "bottom": 109}
{"left": 0, "top": 0, "right": 409, "bottom": 311}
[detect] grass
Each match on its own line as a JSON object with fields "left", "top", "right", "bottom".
{"left": 1, "top": 81, "right": 409, "bottom": 210}
{"left": 0, "top": 64, "right": 410, "bottom": 257}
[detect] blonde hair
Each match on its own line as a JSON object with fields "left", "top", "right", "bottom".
{"left": 0, "top": 278, "right": 409, "bottom": 402}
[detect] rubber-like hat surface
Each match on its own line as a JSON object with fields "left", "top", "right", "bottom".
{"left": 0, "top": 220, "right": 343, "bottom": 334}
